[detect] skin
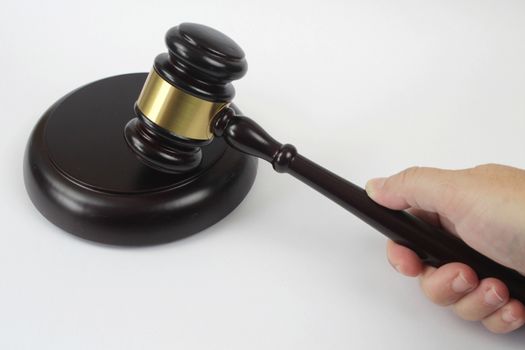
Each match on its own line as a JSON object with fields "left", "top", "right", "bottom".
{"left": 365, "top": 164, "right": 525, "bottom": 334}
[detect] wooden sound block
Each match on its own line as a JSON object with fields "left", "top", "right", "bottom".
{"left": 24, "top": 73, "right": 257, "bottom": 246}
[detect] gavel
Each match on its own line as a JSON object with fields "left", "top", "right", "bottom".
{"left": 24, "top": 23, "right": 525, "bottom": 303}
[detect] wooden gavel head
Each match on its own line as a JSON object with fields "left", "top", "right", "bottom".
{"left": 24, "top": 23, "right": 257, "bottom": 246}
{"left": 125, "top": 23, "right": 248, "bottom": 173}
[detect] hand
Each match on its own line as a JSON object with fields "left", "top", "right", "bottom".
{"left": 366, "top": 164, "right": 525, "bottom": 333}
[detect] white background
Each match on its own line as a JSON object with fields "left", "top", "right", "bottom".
{"left": 1, "top": 0, "right": 525, "bottom": 349}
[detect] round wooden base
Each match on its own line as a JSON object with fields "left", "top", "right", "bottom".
{"left": 24, "top": 73, "right": 257, "bottom": 246}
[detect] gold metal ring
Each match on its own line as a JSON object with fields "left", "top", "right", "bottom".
{"left": 136, "top": 69, "right": 227, "bottom": 140}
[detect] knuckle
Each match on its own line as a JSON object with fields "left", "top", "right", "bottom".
{"left": 471, "top": 163, "right": 501, "bottom": 175}
{"left": 399, "top": 166, "right": 421, "bottom": 185}
{"left": 388, "top": 166, "right": 421, "bottom": 190}
{"left": 469, "top": 163, "right": 512, "bottom": 184}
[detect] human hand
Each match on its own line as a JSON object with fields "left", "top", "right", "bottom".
{"left": 366, "top": 164, "right": 525, "bottom": 333}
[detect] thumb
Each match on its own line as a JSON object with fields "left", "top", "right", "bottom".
{"left": 365, "top": 167, "right": 465, "bottom": 219}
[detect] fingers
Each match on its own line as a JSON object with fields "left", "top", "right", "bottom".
{"left": 386, "top": 240, "right": 423, "bottom": 277}
{"left": 387, "top": 241, "right": 482, "bottom": 307}
{"left": 387, "top": 241, "right": 479, "bottom": 306}
{"left": 481, "top": 299, "right": 525, "bottom": 333}
{"left": 386, "top": 239, "right": 525, "bottom": 333}
{"left": 365, "top": 166, "right": 468, "bottom": 220}
{"left": 452, "top": 278, "right": 509, "bottom": 321}
{"left": 419, "top": 263, "right": 479, "bottom": 306}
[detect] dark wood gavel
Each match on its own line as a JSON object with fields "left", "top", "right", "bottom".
{"left": 128, "top": 23, "right": 525, "bottom": 303}
{"left": 25, "top": 23, "right": 525, "bottom": 304}
{"left": 211, "top": 107, "right": 525, "bottom": 303}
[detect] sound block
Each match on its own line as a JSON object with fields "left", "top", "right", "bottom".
{"left": 24, "top": 73, "right": 258, "bottom": 246}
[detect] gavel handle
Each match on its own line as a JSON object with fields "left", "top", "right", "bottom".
{"left": 212, "top": 108, "right": 525, "bottom": 304}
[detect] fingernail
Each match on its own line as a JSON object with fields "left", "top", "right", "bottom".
{"left": 484, "top": 287, "right": 505, "bottom": 306}
{"left": 366, "top": 177, "right": 386, "bottom": 198}
{"left": 452, "top": 273, "right": 474, "bottom": 293}
{"left": 502, "top": 309, "right": 518, "bottom": 323}
{"left": 391, "top": 263, "right": 403, "bottom": 274}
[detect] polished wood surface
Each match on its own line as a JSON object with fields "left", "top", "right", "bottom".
{"left": 154, "top": 23, "right": 247, "bottom": 102}
{"left": 24, "top": 74, "right": 257, "bottom": 245}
